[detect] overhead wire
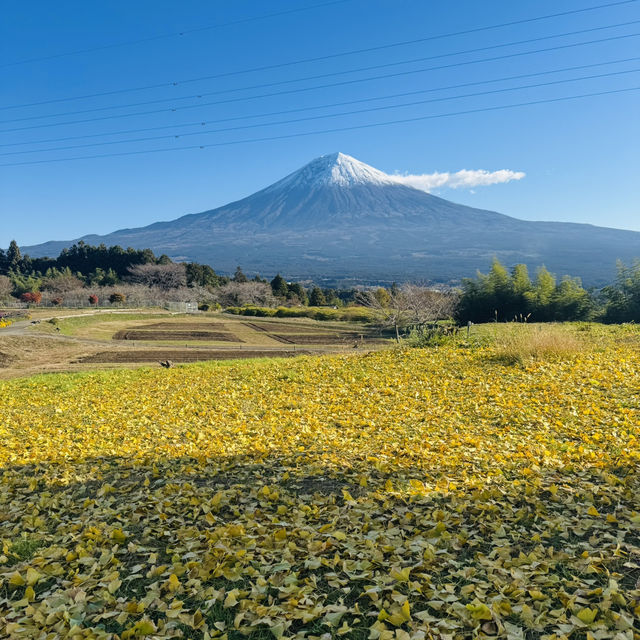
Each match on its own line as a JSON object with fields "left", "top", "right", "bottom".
{"left": 2, "top": 31, "right": 639, "bottom": 134}
{"left": 4, "top": 56, "right": 636, "bottom": 149}
{"left": 2, "top": 0, "right": 637, "bottom": 106}
{"left": 2, "top": 68, "right": 638, "bottom": 156}
{"left": 2, "top": 86, "right": 637, "bottom": 167}
{"left": 0, "top": 0, "right": 355, "bottom": 68}
{"left": 4, "top": 21, "right": 639, "bottom": 125}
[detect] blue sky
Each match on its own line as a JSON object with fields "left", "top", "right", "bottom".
{"left": 1, "top": 0, "right": 639, "bottom": 248}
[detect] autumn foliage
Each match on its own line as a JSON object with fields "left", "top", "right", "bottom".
{"left": 0, "top": 328, "right": 639, "bottom": 638}
{"left": 19, "top": 291, "right": 42, "bottom": 305}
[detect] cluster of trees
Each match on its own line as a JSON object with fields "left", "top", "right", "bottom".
{"left": 0, "top": 240, "right": 225, "bottom": 297}
{"left": 457, "top": 258, "right": 640, "bottom": 323}
{"left": 3, "top": 240, "right": 640, "bottom": 323}
{"left": 602, "top": 261, "right": 640, "bottom": 322}
{"left": 268, "top": 273, "right": 347, "bottom": 307}
{"left": 0, "top": 241, "right": 359, "bottom": 309}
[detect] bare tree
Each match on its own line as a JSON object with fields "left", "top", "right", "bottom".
{"left": 401, "top": 284, "right": 459, "bottom": 326}
{"left": 0, "top": 275, "right": 12, "bottom": 301}
{"left": 213, "top": 282, "right": 276, "bottom": 307}
{"left": 41, "top": 273, "right": 84, "bottom": 293}
{"left": 358, "top": 284, "right": 459, "bottom": 341}
{"left": 126, "top": 263, "right": 187, "bottom": 290}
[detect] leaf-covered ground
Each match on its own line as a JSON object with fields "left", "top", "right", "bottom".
{"left": 1, "top": 332, "right": 639, "bottom": 639}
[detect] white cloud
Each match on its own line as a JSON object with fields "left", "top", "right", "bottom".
{"left": 391, "top": 169, "right": 525, "bottom": 192}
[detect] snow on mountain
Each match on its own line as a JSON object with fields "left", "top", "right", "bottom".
{"left": 265, "top": 152, "right": 399, "bottom": 190}
{"left": 21, "top": 152, "right": 640, "bottom": 286}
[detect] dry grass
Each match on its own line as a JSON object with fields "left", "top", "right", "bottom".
{"left": 491, "top": 324, "right": 587, "bottom": 364}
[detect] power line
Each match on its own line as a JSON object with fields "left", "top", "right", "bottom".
{"left": 2, "top": 0, "right": 637, "bottom": 106}
{"left": 3, "top": 69, "right": 637, "bottom": 156}
{"left": 3, "top": 31, "right": 639, "bottom": 134}
{"left": 0, "top": 0, "right": 355, "bottom": 68}
{"left": 6, "top": 56, "right": 636, "bottom": 149}
{"left": 2, "top": 86, "right": 637, "bottom": 167}
{"left": 5, "top": 21, "right": 638, "bottom": 125}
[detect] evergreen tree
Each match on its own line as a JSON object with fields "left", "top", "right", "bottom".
{"left": 185, "top": 263, "right": 221, "bottom": 288}
{"left": 270, "top": 274, "right": 289, "bottom": 297}
{"left": 309, "top": 287, "right": 326, "bottom": 306}
{"left": 603, "top": 260, "right": 640, "bottom": 322}
{"left": 529, "top": 266, "right": 556, "bottom": 320}
{"left": 0, "top": 248, "right": 7, "bottom": 275}
{"left": 286, "top": 282, "right": 308, "bottom": 305}
{"left": 233, "top": 266, "right": 248, "bottom": 283}
{"left": 552, "top": 276, "right": 592, "bottom": 321}
{"left": 7, "top": 240, "right": 22, "bottom": 271}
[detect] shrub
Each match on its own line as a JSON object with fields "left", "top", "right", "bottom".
{"left": 109, "top": 292, "right": 126, "bottom": 305}
{"left": 275, "top": 307, "right": 306, "bottom": 318}
{"left": 88, "top": 294, "right": 99, "bottom": 306}
{"left": 406, "top": 322, "right": 459, "bottom": 347}
{"left": 20, "top": 291, "right": 42, "bottom": 305}
{"left": 51, "top": 297, "right": 63, "bottom": 306}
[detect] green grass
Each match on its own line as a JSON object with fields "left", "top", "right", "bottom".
{"left": 49, "top": 312, "right": 178, "bottom": 336}
{"left": 6, "top": 535, "right": 44, "bottom": 566}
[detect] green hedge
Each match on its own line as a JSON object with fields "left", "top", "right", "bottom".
{"left": 224, "top": 305, "right": 376, "bottom": 323}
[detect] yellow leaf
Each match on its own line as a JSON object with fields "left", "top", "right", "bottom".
{"left": 466, "top": 602, "right": 493, "bottom": 621}
{"left": 24, "top": 586, "right": 35, "bottom": 601}
{"left": 111, "top": 528, "right": 127, "bottom": 543}
{"left": 26, "top": 568, "right": 42, "bottom": 586}
{"left": 224, "top": 589, "right": 239, "bottom": 608}
{"left": 9, "top": 572, "right": 25, "bottom": 587}
{"left": 108, "top": 578, "right": 122, "bottom": 594}
{"left": 587, "top": 506, "right": 600, "bottom": 517}
{"left": 390, "top": 567, "right": 411, "bottom": 582}
{"left": 576, "top": 608, "right": 597, "bottom": 624}
{"left": 122, "top": 619, "right": 157, "bottom": 638}
{"left": 166, "top": 573, "right": 180, "bottom": 592}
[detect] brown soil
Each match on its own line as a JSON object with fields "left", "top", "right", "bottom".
{"left": 78, "top": 349, "right": 311, "bottom": 363}
{"left": 271, "top": 333, "right": 384, "bottom": 345}
{"left": 141, "top": 322, "right": 229, "bottom": 330}
{"left": 240, "top": 320, "right": 336, "bottom": 333}
{"left": 113, "top": 330, "right": 241, "bottom": 342}
{"left": 0, "top": 351, "right": 17, "bottom": 367}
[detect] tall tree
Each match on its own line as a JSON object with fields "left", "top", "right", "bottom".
{"left": 309, "top": 287, "right": 326, "bottom": 306}
{"left": 270, "top": 274, "right": 288, "bottom": 297}
{"left": 233, "top": 266, "right": 248, "bottom": 283}
{"left": 7, "top": 240, "right": 22, "bottom": 271}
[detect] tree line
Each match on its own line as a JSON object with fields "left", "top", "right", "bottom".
{"left": 1, "top": 240, "right": 639, "bottom": 322}
{"left": 0, "top": 241, "right": 357, "bottom": 308}
{"left": 457, "top": 258, "right": 640, "bottom": 323}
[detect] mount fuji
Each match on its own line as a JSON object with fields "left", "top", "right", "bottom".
{"left": 22, "top": 152, "right": 640, "bottom": 285}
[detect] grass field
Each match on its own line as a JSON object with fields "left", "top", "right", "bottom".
{"left": 1, "top": 324, "right": 639, "bottom": 638}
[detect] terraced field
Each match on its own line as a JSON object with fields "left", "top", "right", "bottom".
{"left": 0, "top": 309, "right": 388, "bottom": 376}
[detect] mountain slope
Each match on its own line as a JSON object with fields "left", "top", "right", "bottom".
{"left": 23, "top": 152, "right": 640, "bottom": 285}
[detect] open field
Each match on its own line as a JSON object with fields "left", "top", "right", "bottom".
{"left": 0, "top": 309, "right": 387, "bottom": 378}
{"left": 1, "top": 326, "right": 639, "bottom": 638}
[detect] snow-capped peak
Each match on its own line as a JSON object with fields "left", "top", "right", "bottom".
{"left": 269, "top": 152, "right": 399, "bottom": 190}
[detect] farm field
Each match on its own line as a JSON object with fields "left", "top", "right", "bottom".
{"left": 1, "top": 324, "right": 639, "bottom": 639}
{"left": 0, "top": 309, "right": 386, "bottom": 378}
